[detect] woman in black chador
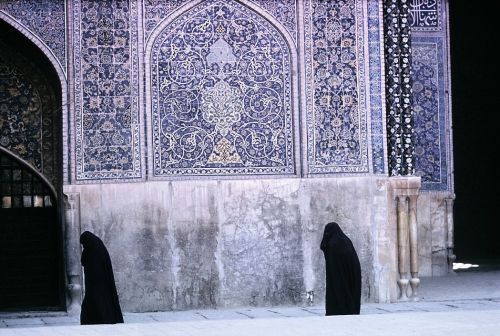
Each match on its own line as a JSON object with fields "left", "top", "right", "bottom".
{"left": 320, "top": 222, "right": 361, "bottom": 315}
{"left": 80, "top": 231, "right": 124, "bottom": 325}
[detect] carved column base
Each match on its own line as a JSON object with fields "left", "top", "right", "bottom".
{"left": 409, "top": 273, "right": 420, "bottom": 301}
{"left": 397, "top": 273, "right": 410, "bottom": 301}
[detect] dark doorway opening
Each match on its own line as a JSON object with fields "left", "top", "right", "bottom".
{"left": 0, "top": 19, "right": 64, "bottom": 311}
{"left": 449, "top": 2, "right": 500, "bottom": 262}
{"left": 0, "top": 151, "right": 62, "bottom": 310}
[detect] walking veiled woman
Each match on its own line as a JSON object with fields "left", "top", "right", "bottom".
{"left": 320, "top": 222, "right": 362, "bottom": 315}
{"left": 80, "top": 231, "right": 124, "bottom": 325}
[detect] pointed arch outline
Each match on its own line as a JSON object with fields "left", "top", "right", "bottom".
{"left": 144, "top": 0, "right": 301, "bottom": 179}
{"left": 0, "top": 12, "right": 67, "bottom": 79}
{"left": 0, "top": 146, "right": 57, "bottom": 200}
{"left": 0, "top": 12, "right": 69, "bottom": 184}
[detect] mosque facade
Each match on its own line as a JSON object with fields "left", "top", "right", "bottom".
{"left": 0, "top": 0, "right": 453, "bottom": 312}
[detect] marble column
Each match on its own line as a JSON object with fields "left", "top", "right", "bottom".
{"left": 389, "top": 177, "right": 421, "bottom": 301}
{"left": 396, "top": 195, "right": 410, "bottom": 301}
{"left": 408, "top": 194, "right": 419, "bottom": 300}
{"left": 64, "top": 193, "right": 82, "bottom": 315}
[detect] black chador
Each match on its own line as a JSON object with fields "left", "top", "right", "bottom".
{"left": 320, "top": 222, "right": 361, "bottom": 315}
{"left": 80, "top": 231, "right": 124, "bottom": 325}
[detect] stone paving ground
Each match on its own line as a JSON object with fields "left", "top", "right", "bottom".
{"left": 1, "top": 270, "right": 499, "bottom": 335}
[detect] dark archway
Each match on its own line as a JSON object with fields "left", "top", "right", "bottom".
{"left": 0, "top": 19, "right": 64, "bottom": 311}
{"left": 0, "top": 149, "right": 62, "bottom": 310}
{"left": 449, "top": 2, "right": 499, "bottom": 262}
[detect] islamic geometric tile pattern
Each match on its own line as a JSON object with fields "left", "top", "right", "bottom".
{"left": 0, "top": 42, "right": 59, "bottom": 187}
{"left": 304, "top": 0, "right": 369, "bottom": 174}
{"left": 0, "top": 0, "right": 66, "bottom": 71}
{"left": 150, "top": 0, "right": 296, "bottom": 177}
{"left": 408, "top": 0, "right": 441, "bottom": 31}
{"left": 412, "top": 39, "right": 448, "bottom": 191}
{"left": 74, "top": 0, "right": 142, "bottom": 180}
{"left": 367, "top": 0, "right": 386, "bottom": 174}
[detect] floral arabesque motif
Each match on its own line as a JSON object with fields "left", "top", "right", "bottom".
{"left": 383, "top": 0, "right": 415, "bottom": 176}
{"left": 143, "top": 0, "right": 297, "bottom": 44}
{"left": 200, "top": 80, "right": 244, "bottom": 137}
{"left": 143, "top": 0, "right": 186, "bottom": 41}
{"left": 0, "top": 43, "right": 58, "bottom": 187}
{"left": 74, "top": 0, "right": 142, "bottom": 180}
{"left": 412, "top": 40, "right": 448, "bottom": 190}
{"left": 251, "top": 0, "right": 297, "bottom": 43}
{"left": 304, "top": 0, "right": 369, "bottom": 173}
{"left": 151, "top": 0, "right": 295, "bottom": 177}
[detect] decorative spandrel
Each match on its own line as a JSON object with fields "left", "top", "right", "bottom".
{"left": 251, "top": 0, "right": 297, "bottom": 43}
{"left": 0, "top": 0, "right": 66, "bottom": 70}
{"left": 150, "top": 0, "right": 295, "bottom": 177}
{"left": 143, "top": 0, "right": 297, "bottom": 44}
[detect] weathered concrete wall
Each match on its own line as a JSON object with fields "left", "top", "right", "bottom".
{"left": 417, "top": 192, "right": 454, "bottom": 276}
{"left": 65, "top": 176, "right": 396, "bottom": 312}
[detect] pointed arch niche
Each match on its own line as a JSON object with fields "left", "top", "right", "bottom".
{"left": 0, "top": 15, "right": 67, "bottom": 188}
{"left": 145, "top": 0, "right": 300, "bottom": 179}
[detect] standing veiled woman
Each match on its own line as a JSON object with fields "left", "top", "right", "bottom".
{"left": 320, "top": 222, "right": 361, "bottom": 315}
{"left": 80, "top": 231, "right": 124, "bottom": 325}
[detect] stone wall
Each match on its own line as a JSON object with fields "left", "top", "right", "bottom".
{"left": 65, "top": 176, "right": 396, "bottom": 312}
{"left": 417, "top": 192, "right": 454, "bottom": 276}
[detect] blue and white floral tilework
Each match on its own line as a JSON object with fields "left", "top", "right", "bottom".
{"left": 0, "top": 42, "right": 59, "bottom": 187}
{"left": 149, "top": 0, "right": 296, "bottom": 177}
{"left": 304, "top": 0, "right": 370, "bottom": 174}
{"left": 367, "top": 0, "right": 386, "bottom": 174}
{"left": 73, "top": 0, "right": 142, "bottom": 180}
{"left": 410, "top": 0, "right": 452, "bottom": 191}
{"left": 0, "top": 0, "right": 452, "bottom": 185}
{"left": 411, "top": 38, "right": 450, "bottom": 191}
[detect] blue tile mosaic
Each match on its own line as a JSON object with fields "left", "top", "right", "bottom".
{"left": 383, "top": 0, "right": 415, "bottom": 176}
{"left": 412, "top": 37, "right": 449, "bottom": 191}
{"left": 367, "top": 0, "right": 386, "bottom": 174}
{"left": 408, "top": 0, "right": 441, "bottom": 31}
{"left": 251, "top": 0, "right": 297, "bottom": 43}
{"left": 1, "top": 0, "right": 453, "bottom": 183}
{"left": 304, "top": 0, "right": 370, "bottom": 174}
{"left": 0, "top": 41, "right": 59, "bottom": 187}
{"left": 74, "top": 0, "right": 142, "bottom": 180}
{"left": 0, "top": 0, "right": 66, "bottom": 70}
{"left": 149, "top": 0, "right": 296, "bottom": 177}
{"left": 143, "top": 0, "right": 297, "bottom": 44}
{"left": 143, "top": 0, "right": 186, "bottom": 41}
